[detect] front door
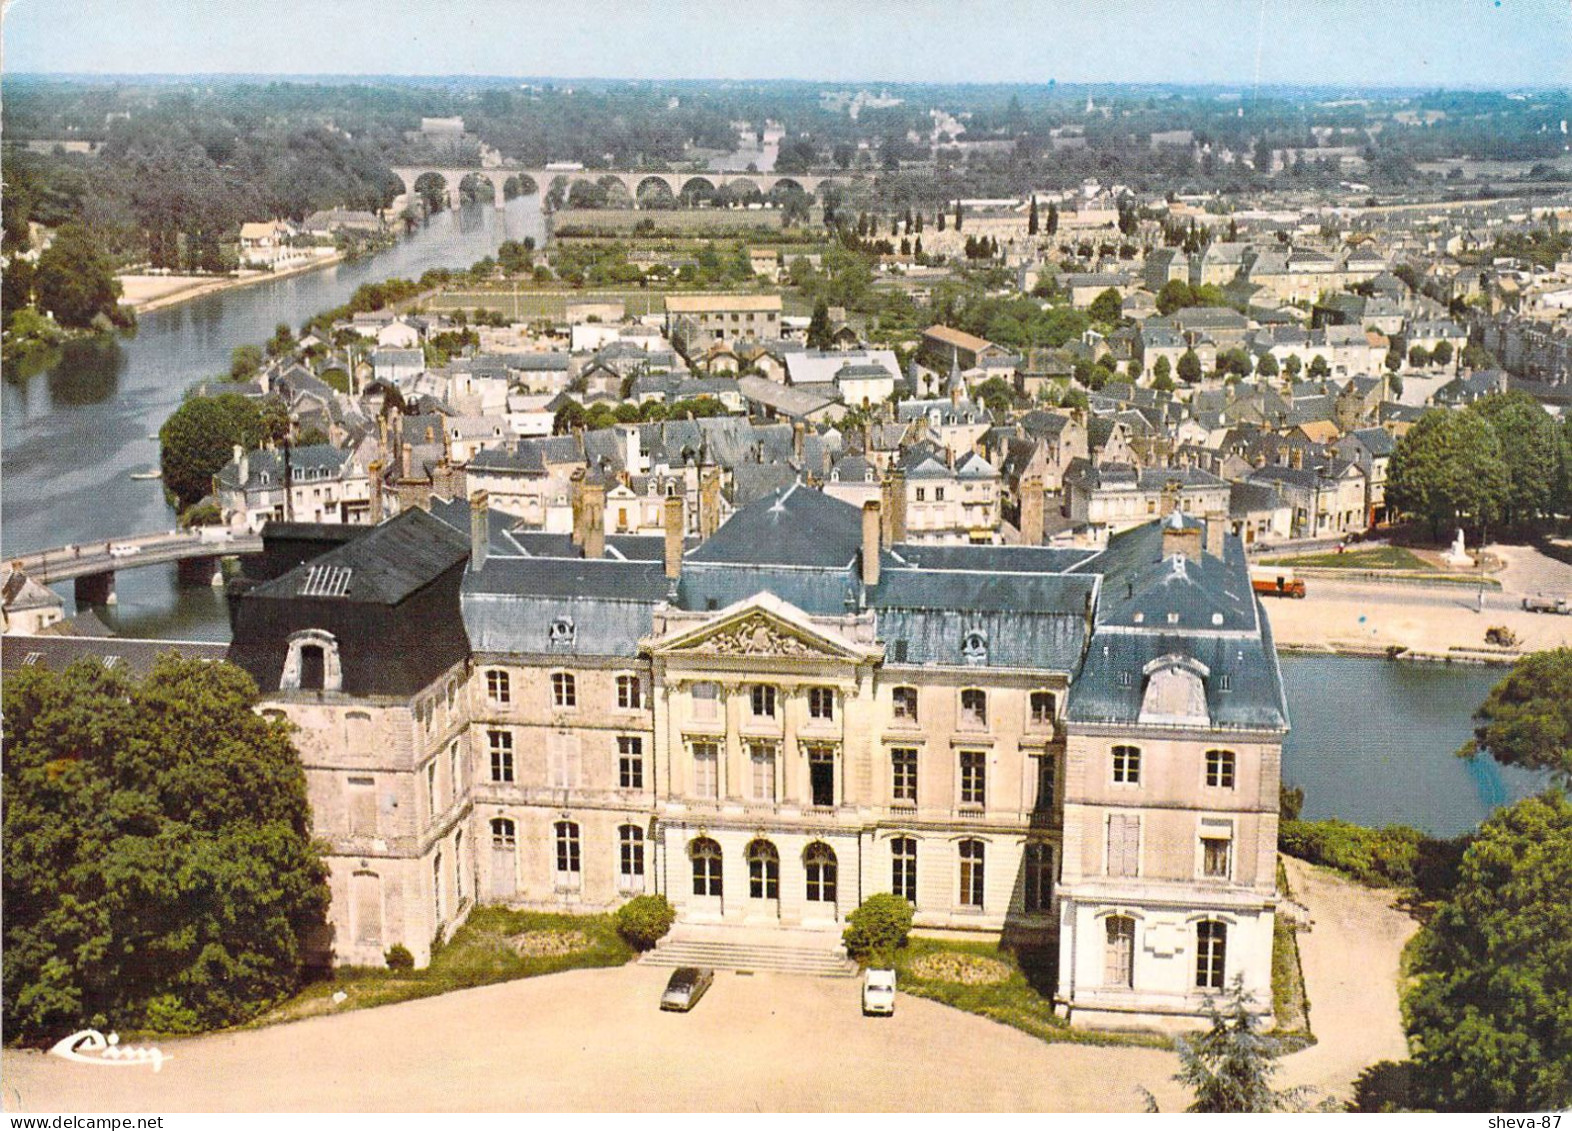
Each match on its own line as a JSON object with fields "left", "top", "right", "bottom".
{"left": 746, "top": 840, "right": 780, "bottom": 921}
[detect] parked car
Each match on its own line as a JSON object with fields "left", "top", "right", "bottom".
{"left": 862, "top": 968, "right": 896, "bottom": 1016}
{"left": 659, "top": 966, "right": 714, "bottom": 1012}
{"left": 1522, "top": 593, "right": 1572, "bottom": 615}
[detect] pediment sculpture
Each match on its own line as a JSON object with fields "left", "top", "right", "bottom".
{"left": 687, "top": 614, "right": 820, "bottom": 658}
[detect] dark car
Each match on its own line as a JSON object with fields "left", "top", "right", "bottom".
{"left": 659, "top": 966, "right": 714, "bottom": 1012}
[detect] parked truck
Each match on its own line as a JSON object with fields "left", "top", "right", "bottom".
{"left": 1522, "top": 593, "right": 1572, "bottom": 615}
{"left": 1250, "top": 566, "right": 1306, "bottom": 599}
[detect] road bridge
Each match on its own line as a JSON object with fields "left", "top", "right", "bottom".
{"left": 388, "top": 166, "right": 858, "bottom": 209}
{"left": 9, "top": 529, "right": 263, "bottom": 606}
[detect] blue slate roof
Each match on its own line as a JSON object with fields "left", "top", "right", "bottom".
{"left": 687, "top": 481, "right": 862, "bottom": 568}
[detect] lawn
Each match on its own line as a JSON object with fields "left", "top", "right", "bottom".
{"left": 252, "top": 907, "right": 633, "bottom": 1027}
{"left": 1268, "top": 546, "right": 1436, "bottom": 571}
{"left": 889, "top": 935, "right": 1169, "bottom": 1049}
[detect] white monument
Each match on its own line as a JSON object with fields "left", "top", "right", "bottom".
{"left": 1443, "top": 528, "right": 1471, "bottom": 567}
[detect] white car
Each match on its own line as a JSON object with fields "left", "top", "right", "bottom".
{"left": 862, "top": 968, "right": 896, "bottom": 1016}
{"left": 108, "top": 543, "right": 141, "bottom": 558}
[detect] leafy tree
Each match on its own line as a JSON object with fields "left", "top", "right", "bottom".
{"left": 1256, "top": 353, "right": 1279, "bottom": 378}
{"left": 973, "top": 376, "right": 1016, "bottom": 417}
{"left": 842, "top": 893, "right": 914, "bottom": 962}
{"left": 1432, "top": 340, "right": 1454, "bottom": 367}
{"left": 32, "top": 224, "right": 124, "bottom": 329}
{"left": 230, "top": 343, "right": 263, "bottom": 380}
{"left": 1386, "top": 408, "right": 1510, "bottom": 539}
{"left": 159, "top": 392, "right": 268, "bottom": 508}
{"left": 1153, "top": 355, "right": 1172, "bottom": 384}
{"left": 1177, "top": 348, "right": 1203, "bottom": 384}
{"left": 1152, "top": 369, "right": 1176, "bottom": 393}
{"left": 954, "top": 200, "right": 963, "bottom": 231}
{"left": 1088, "top": 287, "right": 1124, "bottom": 325}
{"left": 1283, "top": 353, "right": 1303, "bottom": 379}
{"left": 1028, "top": 197, "right": 1039, "bottom": 235}
{"left": 2, "top": 656, "right": 328, "bottom": 1041}
{"left": 1045, "top": 202, "right": 1059, "bottom": 236}
{"left": 1217, "top": 347, "right": 1253, "bottom": 378}
{"left": 266, "top": 322, "right": 296, "bottom": 359}
{"left": 1471, "top": 392, "right": 1561, "bottom": 524}
{"left": 1152, "top": 979, "right": 1322, "bottom": 1112}
{"left": 1308, "top": 355, "right": 1330, "bottom": 379}
{"left": 1408, "top": 344, "right": 1431, "bottom": 369}
{"left": 1403, "top": 790, "right": 1572, "bottom": 1111}
{"left": 1461, "top": 343, "right": 1497, "bottom": 371}
{"left": 806, "top": 299, "right": 833, "bottom": 351}
{"left": 1156, "top": 279, "right": 1194, "bottom": 315}
{"left": 1126, "top": 358, "right": 1143, "bottom": 381}
{"left": 1458, "top": 649, "right": 1572, "bottom": 786}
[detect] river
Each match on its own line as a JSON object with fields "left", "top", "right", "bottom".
{"left": 1, "top": 195, "right": 542, "bottom": 639}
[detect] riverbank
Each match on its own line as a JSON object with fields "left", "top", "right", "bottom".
{"left": 119, "top": 251, "right": 344, "bottom": 314}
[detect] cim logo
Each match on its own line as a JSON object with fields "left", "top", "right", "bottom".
{"left": 48, "top": 1030, "right": 170, "bottom": 1072}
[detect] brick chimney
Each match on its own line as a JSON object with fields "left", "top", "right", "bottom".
{"left": 1161, "top": 510, "right": 1203, "bottom": 560}
{"left": 1019, "top": 474, "right": 1045, "bottom": 545}
{"left": 469, "top": 490, "right": 489, "bottom": 571}
{"left": 1205, "top": 511, "right": 1227, "bottom": 559}
{"left": 862, "top": 500, "right": 882, "bottom": 588}
{"left": 664, "top": 494, "right": 684, "bottom": 581}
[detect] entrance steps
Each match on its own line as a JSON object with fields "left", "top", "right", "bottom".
{"left": 641, "top": 926, "right": 857, "bottom": 978}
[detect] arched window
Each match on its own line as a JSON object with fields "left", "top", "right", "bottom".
{"left": 891, "top": 836, "right": 917, "bottom": 902}
{"left": 1024, "top": 842, "right": 1054, "bottom": 914}
{"left": 747, "top": 840, "right": 780, "bottom": 900}
{"left": 958, "top": 839, "right": 985, "bottom": 908}
{"left": 282, "top": 629, "right": 341, "bottom": 692}
{"left": 619, "top": 824, "right": 645, "bottom": 885}
{"left": 1105, "top": 915, "right": 1135, "bottom": 988}
{"left": 553, "top": 821, "right": 581, "bottom": 887}
{"left": 691, "top": 837, "right": 723, "bottom": 897}
{"left": 1196, "top": 920, "right": 1227, "bottom": 989}
{"left": 804, "top": 842, "right": 837, "bottom": 903}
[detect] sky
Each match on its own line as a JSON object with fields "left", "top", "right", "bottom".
{"left": 3, "top": 0, "right": 1570, "bottom": 88}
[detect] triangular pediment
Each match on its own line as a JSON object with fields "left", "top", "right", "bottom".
{"left": 649, "top": 594, "right": 878, "bottom": 662}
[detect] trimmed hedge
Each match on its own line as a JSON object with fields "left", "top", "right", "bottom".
{"left": 614, "top": 894, "right": 676, "bottom": 951}
{"left": 1280, "top": 818, "right": 1468, "bottom": 899}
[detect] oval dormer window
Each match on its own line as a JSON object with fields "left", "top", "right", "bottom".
{"left": 549, "top": 616, "right": 576, "bottom": 647}
{"left": 962, "top": 630, "right": 988, "bottom": 666}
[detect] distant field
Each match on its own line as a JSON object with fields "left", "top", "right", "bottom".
{"left": 1267, "top": 546, "right": 1435, "bottom": 571}
{"left": 424, "top": 290, "right": 669, "bottom": 319}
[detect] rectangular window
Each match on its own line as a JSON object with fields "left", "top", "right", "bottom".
{"left": 551, "top": 672, "right": 576, "bottom": 708}
{"left": 1107, "top": 814, "right": 1140, "bottom": 877}
{"left": 1196, "top": 921, "right": 1227, "bottom": 989}
{"left": 750, "top": 684, "right": 777, "bottom": 718}
{"left": 554, "top": 822, "right": 582, "bottom": 879}
{"left": 488, "top": 730, "right": 514, "bottom": 783}
{"left": 692, "top": 742, "right": 719, "bottom": 799}
{"left": 1205, "top": 748, "right": 1236, "bottom": 789}
{"left": 892, "top": 686, "right": 918, "bottom": 722}
{"left": 548, "top": 733, "right": 581, "bottom": 790}
{"left": 934, "top": 487, "right": 945, "bottom": 502}
{"left": 619, "top": 825, "right": 645, "bottom": 879}
{"left": 1024, "top": 843, "right": 1053, "bottom": 914}
{"left": 808, "top": 686, "right": 835, "bottom": 721}
{"left": 1030, "top": 690, "right": 1056, "bottom": 728}
{"left": 959, "top": 751, "right": 986, "bottom": 808}
{"left": 425, "top": 762, "right": 437, "bottom": 818}
{"left": 617, "top": 675, "right": 642, "bottom": 710}
{"left": 618, "top": 736, "right": 644, "bottom": 790}
{"left": 916, "top": 487, "right": 926, "bottom": 502}
{"left": 486, "top": 669, "right": 510, "bottom": 704}
{"left": 749, "top": 742, "right": 777, "bottom": 802}
{"left": 1032, "top": 752, "right": 1055, "bottom": 813}
{"left": 1112, "top": 744, "right": 1141, "bottom": 785}
{"left": 891, "top": 747, "right": 918, "bottom": 804}
{"left": 891, "top": 837, "right": 918, "bottom": 902}
{"left": 808, "top": 745, "right": 836, "bottom": 808}
{"left": 1202, "top": 837, "right": 1232, "bottom": 879}
{"left": 959, "top": 840, "right": 985, "bottom": 908}
{"left": 693, "top": 682, "right": 719, "bottom": 721}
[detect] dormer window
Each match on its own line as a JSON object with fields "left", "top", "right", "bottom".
{"left": 549, "top": 616, "right": 576, "bottom": 647}
{"left": 962, "top": 630, "right": 988, "bottom": 666}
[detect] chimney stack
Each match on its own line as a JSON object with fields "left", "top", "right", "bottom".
{"left": 698, "top": 467, "right": 722, "bottom": 538}
{"left": 792, "top": 421, "right": 805, "bottom": 465}
{"left": 882, "top": 468, "right": 909, "bottom": 543}
{"left": 235, "top": 444, "right": 249, "bottom": 486}
{"left": 1019, "top": 474, "right": 1045, "bottom": 545}
{"left": 1161, "top": 510, "right": 1203, "bottom": 560}
{"left": 469, "top": 490, "right": 489, "bottom": 571}
{"left": 663, "top": 494, "right": 684, "bottom": 581}
{"left": 402, "top": 442, "right": 414, "bottom": 480}
{"left": 369, "top": 460, "right": 384, "bottom": 523}
{"left": 579, "top": 480, "right": 606, "bottom": 559}
{"left": 862, "top": 500, "right": 882, "bottom": 588}
{"left": 1205, "top": 511, "right": 1227, "bottom": 559}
